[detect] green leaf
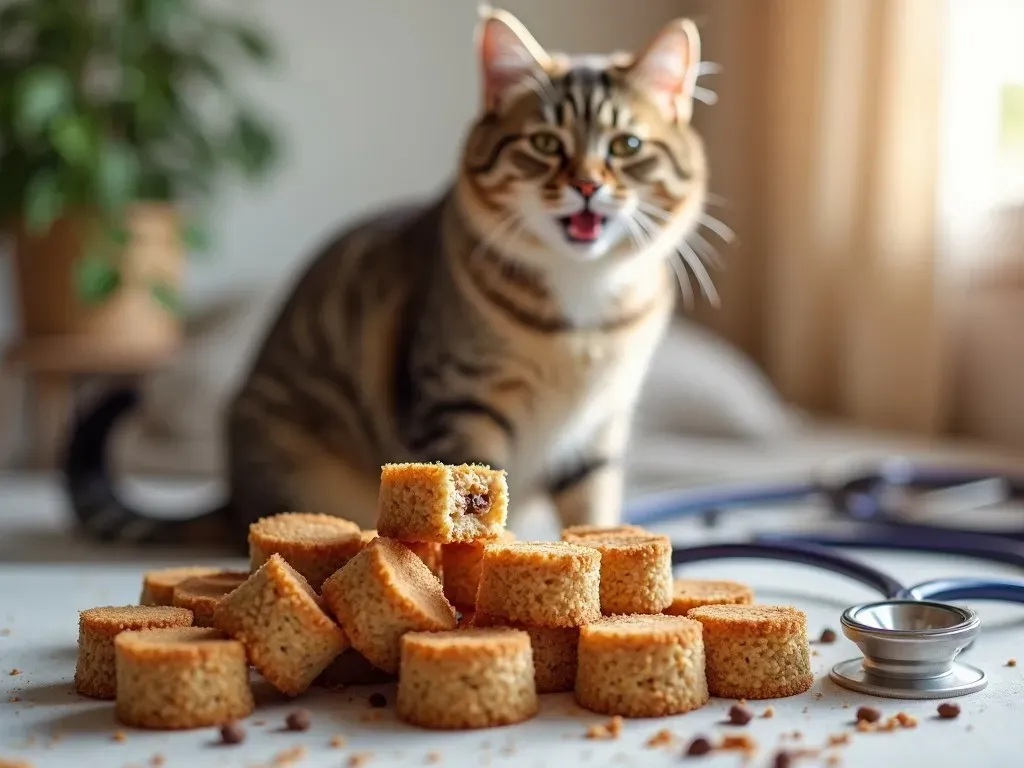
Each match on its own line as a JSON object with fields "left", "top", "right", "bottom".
{"left": 143, "top": 0, "right": 186, "bottom": 36}
{"left": 106, "top": 223, "right": 130, "bottom": 246}
{"left": 14, "top": 68, "right": 72, "bottom": 137}
{"left": 23, "top": 170, "right": 64, "bottom": 234}
{"left": 96, "top": 141, "right": 141, "bottom": 210}
{"left": 182, "top": 220, "right": 210, "bottom": 252}
{"left": 75, "top": 254, "right": 122, "bottom": 305}
{"left": 149, "top": 278, "right": 182, "bottom": 315}
{"left": 226, "top": 23, "right": 273, "bottom": 63}
{"left": 50, "top": 114, "right": 95, "bottom": 166}
{"left": 229, "top": 112, "right": 277, "bottom": 179}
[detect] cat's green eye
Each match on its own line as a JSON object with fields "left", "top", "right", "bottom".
{"left": 529, "top": 132, "right": 563, "bottom": 156}
{"left": 608, "top": 134, "right": 643, "bottom": 158}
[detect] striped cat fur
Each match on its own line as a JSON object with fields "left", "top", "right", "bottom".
{"left": 62, "top": 8, "right": 714, "bottom": 549}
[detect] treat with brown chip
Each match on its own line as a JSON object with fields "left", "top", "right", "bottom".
{"left": 248, "top": 512, "right": 364, "bottom": 591}
{"left": 665, "top": 579, "right": 755, "bottom": 616}
{"left": 321, "top": 537, "right": 457, "bottom": 673}
{"left": 114, "top": 627, "right": 253, "bottom": 729}
{"left": 213, "top": 554, "right": 348, "bottom": 696}
{"left": 397, "top": 627, "right": 538, "bottom": 730}
{"left": 441, "top": 530, "right": 516, "bottom": 611}
{"left": 575, "top": 614, "right": 708, "bottom": 717}
{"left": 561, "top": 524, "right": 648, "bottom": 542}
{"left": 376, "top": 462, "right": 508, "bottom": 543}
{"left": 139, "top": 566, "right": 222, "bottom": 606}
{"left": 570, "top": 533, "right": 672, "bottom": 615}
{"left": 687, "top": 604, "right": 813, "bottom": 699}
{"left": 314, "top": 648, "right": 395, "bottom": 689}
{"left": 74, "top": 605, "right": 193, "bottom": 700}
{"left": 171, "top": 571, "right": 249, "bottom": 627}
{"left": 475, "top": 541, "right": 600, "bottom": 628}
{"left": 474, "top": 613, "right": 578, "bottom": 693}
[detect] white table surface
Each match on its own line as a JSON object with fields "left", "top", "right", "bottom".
{"left": 2, "top": 472, "right": 1024, "bottom": 768}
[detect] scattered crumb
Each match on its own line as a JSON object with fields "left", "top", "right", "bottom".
{"left": 0, "top": 758, "right": 33, "bottom": 768}
{"left": 329, "top": 735, "right": 347, "bottom": 748}
{"left": 812, "top": 649, "right": 820, "bottom": 657}
{"left": 719, "top": 734, "right": 758, "bottom": 754}
{"left": 937, "top": 702, "right": 961, "bottom": 719}
{"left": 7, "top": 697, "right": 19, "bottom": 703}
{"left": 426, "top": 753, "right": 441, "bottom": 764}
{"left": 814, "top": 692, "right": 824, "bottom": 700}
{"left": 856, "top": 706, "right": 882, "bottom": 724}
{"left": 8, "top": 669, "right": 20, "bottom": 676}
{"left": 271, "top": 746, "right": 307, "bottom": 767}
{"left": 827, "top": 733, "right": 851, "bottom": 747}
{"left": 112, "top": 731, "right": 127, "bottom": 743}
{"left": 772, "top": 752, "right": 792, "bottom": 768}
{"left": 762, "top": 706, "right": 775, "bottom": 719}
{"left": 285, "top": 709, "right": 311, "bottom": 732}
{"left": 818, "top": 628, "right": 837, "bottom": 643}
{"left": 825, "top": 753, "right": 842, "bottom": 767}
{"left": 360, "top": 710, "right": 384, "bottom": 723}
{"left": 219, "top": 722, "right": 245, "bottom": 745}
{"left": 347, "top": 753, "right": 372, "bottom": 768}
{"left": 857, "top": 712, "right": 918, "bottom": 733}
{"left": 856, "top": 721, "right": 873, "bottom": 733}
{"left": 684, "top": 736, "right": 712, "bottom": 757}
{"left": 842, "top": 702, "right": 850, "bottom": 709}
{"left": 149, "top": 755, "right": 165, "bottom": 767}
{"left": 585, "top": 716, "right": 623, "bottom": 740}
{"left": 894, "top": 712, "right": 918, "bottom": 728}
{"left": 0, "top": 628, "right": 11, "bottom": 636}
{"left": 1007, "top": 658, "right": 1017, "bottom": 667}
{"left": 644, "top": 729, "right": 674, "bottom": 748}
{"left": 728, "top": 703, "right": 753, "bottom": 725}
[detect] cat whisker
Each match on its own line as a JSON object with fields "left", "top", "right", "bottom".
{"left": 704, "top": 193, "right": 729, "bottom": 208}
{"left": 693, "top": 86, "right": 718, "bottom": 106}
{"left": 697, "top": 61, "right": 723, "bottom": 77}
{"left": 676, "top": 241, "right": 720, "bottom": 308}
{"left": 665, "top": 255, "right": 696, "bottom": 310}
{"left": 698, "top": 212, "right": 737, "bottom": 244}
{"left": 688, "top": 230, "right": 724, "bottom": 271}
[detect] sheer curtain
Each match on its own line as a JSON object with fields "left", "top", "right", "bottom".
{"left": 687, "top": 0, "right": 953, "bottom": 435}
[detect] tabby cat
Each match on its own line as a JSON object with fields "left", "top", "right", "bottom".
{"left": 63, "top": 8, "right": 714, "bottom": 548}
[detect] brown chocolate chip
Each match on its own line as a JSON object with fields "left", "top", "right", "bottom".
{"left": 728, "top": 703, "right": 753, "bottom": 725}
{"left": 818, "top": 628, "right": 837, "bottom": 643}
{"left": 285, "top": 709, "right": 311, "bottom": 731}
{"left": 937, "top": 702, "right": 961, "bottom": 719}
{"left": 772, "top": 752, "right": 793, "bottom": 768}
{"left": 856, "top": 705, "right": 882, "bottom": 723}
{"left": 685, "top": 736, "right": 712, "bottom": 756}
{"left": 468, "top": 493, "right": 490, "bottom": 514}
{"left": 369, "top": 692, "right": 387, "bottom": 708}
{"left": 219, "top": 721, "right": 245, "bottom": 744}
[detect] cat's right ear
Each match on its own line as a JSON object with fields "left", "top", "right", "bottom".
{"left": 475, "top": 6, "right": 551, "bottom": 112}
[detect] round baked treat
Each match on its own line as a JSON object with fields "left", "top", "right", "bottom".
{"left": 474, "top": 541, "right": 600, "bottom": 628}
{"left": 114, "top": 627, "right": 253, "bottom": 729}
{"left": 321, "top": 537, "right": 457, "bottom": 673}
{"left": 474, "top": 613, "right": 579, "bottom": 693}
{"left": 74, "top": 605, "right": 193, "bottom": 700}
{"left": 571, "top": 533, "right": 672, "bottom": 615}
{"left": 441, "top": 530, "right": 516, "bottom": 611}
{"left": 213, "top": 554, "right": 349, "bottom": 696}
{"left": 575, "top": 614, "right": 708, "bottom": 717}
{"left": 397, "top": 627, "right": 538, "bottom": 729}
{"left": 248, "top": 512, "right": 364, "bottom": 591}
{"left": 314, "top": 648, "right": 395, "bottom": 689}
{"left": 561, "top": 524, "right": 648, "bottom": 542}
{"left": 139, "top": 566, "right": 222, "bottom": 606}
{"left": 171, "top": 571, "right": 249, "bottom": 627}
{"left": 376, "top": 462, "right": 509, "bottom": 543}
{"left": 686, "top": 604, "right": 813, "bottom": 699}
{"left": 665, "top": 579, "right": 755, "bottom": 616}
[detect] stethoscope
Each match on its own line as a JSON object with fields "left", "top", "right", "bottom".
{"left": 621, "top": 457, "right": 1024, "bottom": 700}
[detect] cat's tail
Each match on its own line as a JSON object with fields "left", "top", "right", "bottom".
{"left": 61, "top": 386, "right": 235, "bottom": 547}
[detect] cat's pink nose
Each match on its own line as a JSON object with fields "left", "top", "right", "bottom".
{"left": 572, "top": 180, "right": 601, "bottom": 198}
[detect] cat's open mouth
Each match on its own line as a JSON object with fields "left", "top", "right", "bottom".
{"left": 559, "top": 211, "right": 606, "bottom": 243}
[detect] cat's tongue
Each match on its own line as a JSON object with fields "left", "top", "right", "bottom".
{"left": 567, "top": 211, "right": 602, "bottom": 242}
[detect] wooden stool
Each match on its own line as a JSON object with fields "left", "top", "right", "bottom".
{"left": 2, "top": 337, "right": 179, "bottom": 469}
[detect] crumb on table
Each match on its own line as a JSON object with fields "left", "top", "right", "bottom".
{"left": 719, "top": 734, "right": 758, "bottom": 754}
{"left": 644, "top": 729, "right": 674, "bottom": 748}
{"left": 348, "top": 753, "right": 372, "bottom": 768}
{"left": 762, "top": 706, "right": 775, "bottom": 718}
{"left": 149, "top": 755, "right": 165, "bottom": 767}
{"left": 585, "top": 716, "right": 623, "bottom": 740}
{"left": 271, "top": 746, "right": 307, "bottom": 767}
{"left": 329, "top": 735, "right": 347, "bottom": 748}
{"left": 8, "top": 669, "right": 20, "bottom": 676}
{"left": 1008, "top": 658, "right": 1017, "bottom": 667}
{"left": 111, "top": 731, "right": 127, "bottom": 743}
{"left": 426, "top": 753, "right": 441, "bottom": 764}
{"left": 827, "top": 733, "right": 851, "bottom": 747}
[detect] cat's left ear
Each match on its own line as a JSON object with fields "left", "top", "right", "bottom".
{"left": 476, "top": 6, "right": 551, "bottom": 112}
{"left": 627, "top": 19, "right": 702, "bottom": 123}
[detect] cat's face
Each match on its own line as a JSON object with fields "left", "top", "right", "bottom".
{"left": 460, "top": 10, "right": 708, "bottom": 275}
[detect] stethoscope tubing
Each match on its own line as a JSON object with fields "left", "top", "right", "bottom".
{"left": 670, "top": 540, "right": 1024, "bottom": 605}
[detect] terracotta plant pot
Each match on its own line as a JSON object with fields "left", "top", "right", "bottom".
{"left": 11, "top": 203, "right": 185, "bottom": 355}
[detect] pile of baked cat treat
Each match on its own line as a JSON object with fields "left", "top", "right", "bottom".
{"left": 73, "top": 462, "right": 814, "bottom": 732}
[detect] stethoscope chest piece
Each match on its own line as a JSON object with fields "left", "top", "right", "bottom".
{"left": 829, "top": 600, "right": 987, "bottom": 700}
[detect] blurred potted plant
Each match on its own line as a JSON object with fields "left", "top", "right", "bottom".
{"left": 0, "top": 0, "right": 279, "bottom": 354}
